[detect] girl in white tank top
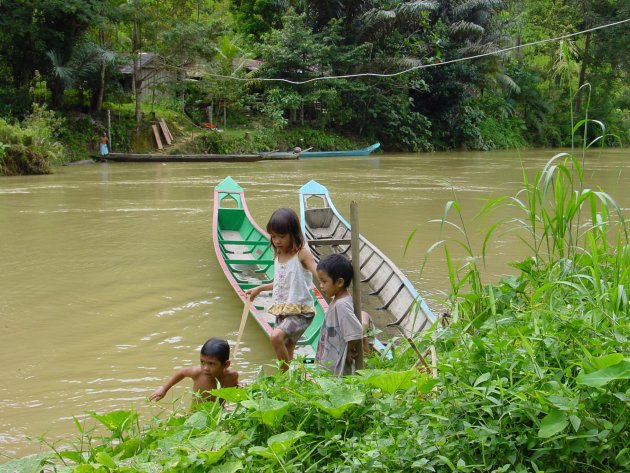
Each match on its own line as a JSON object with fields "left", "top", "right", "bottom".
{"left": 245, "top": 208, "right": 318, "bottom": 371}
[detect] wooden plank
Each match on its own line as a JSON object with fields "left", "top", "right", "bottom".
{"left": 308, "top": 238, "right": 352, "bottom": 246}
{"left": 160, "top": 119, "right": 174, "bottom": 143}
{"left": 152, "top": 125, "right": 163, "bottom": 150}
{"left": 158, "top": 120, "right": 172, "bottom": 145}
{"left": 350, "top": 201, "right": 364, "bottom": 369}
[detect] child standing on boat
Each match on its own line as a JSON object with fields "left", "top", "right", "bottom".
{"left": 315, "top": 254, "right": 364, "bottom": 375}
{"left": 150, "top": 338, "right": 239, "bottom": 404}
{"left": 246, "top": 208, "right": 318, "bottom": 372}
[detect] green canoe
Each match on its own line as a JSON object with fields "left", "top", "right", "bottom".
{"left": 212, "top": 176, "right": 328, "bottom": 362}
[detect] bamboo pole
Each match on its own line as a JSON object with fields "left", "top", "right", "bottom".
{"left": 350, "top": 201, "right": 364, "bottom": 369}
{"left": 107, "top": 109, "right": 112, "bottom": 152}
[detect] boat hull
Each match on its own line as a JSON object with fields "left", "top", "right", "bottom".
{"left": 213, "top": 177, "right": 327, "bottom": 362}
{"left": 299, "top": 180, "right": 435, "bottom": 337}
{"left": 101, "top": 153, "right": 297, "bottom": 162}
{"left": 269, "top": 142, "right": 380, "bottom": 159}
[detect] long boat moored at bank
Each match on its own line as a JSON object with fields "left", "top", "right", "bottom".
{"left": 213, "top": 176, "right": 328, "bottom": 361}
{"left": 268, "top": 142, "right": 380, "bottom": 159}
{"left": 299, "top": 179, "right": 436, "bottom": 337}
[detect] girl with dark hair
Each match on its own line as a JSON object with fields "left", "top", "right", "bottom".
{"left": 246, "top": 208, "right": 318, "bottom": 371}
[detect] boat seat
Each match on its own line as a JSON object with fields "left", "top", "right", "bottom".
{"left": 219, "top": 239, "right": 269, "bottom": 246}
{"left": 225, "top": 259, "right": 274, "bottom": 265}
{"left": 238, "top": 283, "right": 269, "bottom": 289}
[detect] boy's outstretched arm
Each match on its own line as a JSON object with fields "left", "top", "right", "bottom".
{"left": 150, "top": 366, "right": 197, "bottom": 401}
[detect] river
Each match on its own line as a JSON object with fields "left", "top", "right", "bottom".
{"left": 1, "top": 148, "right": 628, "bottom": 460}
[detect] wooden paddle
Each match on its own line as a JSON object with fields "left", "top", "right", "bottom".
{"left": 232, "top": 295, "right": 251, "bottom": 359}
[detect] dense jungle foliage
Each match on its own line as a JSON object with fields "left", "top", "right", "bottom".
{"left": 0, "top": 0, "right": 628, "bottom": 174}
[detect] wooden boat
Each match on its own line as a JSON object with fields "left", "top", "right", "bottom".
{"left": 299, "top": 180, "right": 436, "bottom": 337}
{"left": 213, "top": 176, "right": 328, "bottom": 362}
{"left": 268, "top": 142, "right": 380, "bottom": 159}
{"left": 101, "top": 152, "right": 297, "bottom": 163}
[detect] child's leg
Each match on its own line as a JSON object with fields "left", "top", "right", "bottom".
{"left": 270, "top": 328, "right": 291, "bottom": 372}
{"left": 286, "top": 340, "right": 296, "bottom": 360}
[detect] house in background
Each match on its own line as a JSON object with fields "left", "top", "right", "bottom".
{"left": 120, "top": 52, "right": 211, "bottom": 97}
{"left": 119, "top": 52, "right": 177, "bottom": 96}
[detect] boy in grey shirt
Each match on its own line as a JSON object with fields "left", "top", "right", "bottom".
{"left": 315, "top": 254, "right": 364, "bottom": 375}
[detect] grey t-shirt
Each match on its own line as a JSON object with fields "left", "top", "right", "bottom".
{"left": 316, "top": 295, "right": 363, "bottom": 375}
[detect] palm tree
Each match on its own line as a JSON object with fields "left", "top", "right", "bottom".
{"left": 46, "top": 43, "right": 116, "bottom": 109}
{"left": 437, "top": 0, "right": 518, "bottom": 94}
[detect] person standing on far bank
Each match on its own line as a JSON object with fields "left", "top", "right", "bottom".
{"left": 99, "top": 132, "right": 109, "bottom": 157}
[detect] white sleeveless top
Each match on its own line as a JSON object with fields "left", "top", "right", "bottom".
{"left": 269, "top": 254, "right": 315, "bottom": 316}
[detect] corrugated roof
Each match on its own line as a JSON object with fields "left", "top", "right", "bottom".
{"left": 119, "top": 52, "right": 158, "bottom": 74}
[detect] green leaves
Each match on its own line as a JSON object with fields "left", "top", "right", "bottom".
{"left": 311, "top": 384, "right": 365, "bottom": 418}
{"left": 210, "top": 386, "right": 249, "bottom": 403}
{"left": 185, "top": 431, "right": 234, "bottom": 465}
{"left": 249, "top": 430, "right": 306, "bottom": 460}
{"left": 577, "top": 360, "right": 630, "bottom": 388}
{"left": 0, "top": 454, "right": 50, "bottom": 473}
{"left": 88, "top": 409, "right": 137, "bottom": 439}
{"left": 538, "top": 409, "right": 569, "bottom": 438}
{"left": 357, "top": 368, "right": 437, "bottom": 394}
{"left": 241, "top": 398, "right": 290, "bottom": 426}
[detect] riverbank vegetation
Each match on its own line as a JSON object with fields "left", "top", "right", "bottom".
{"left": 0, "top": 1, "right": 628, "bottom": 174}
{"left": 2, "top": 136, "right": 627, "bottom": 470}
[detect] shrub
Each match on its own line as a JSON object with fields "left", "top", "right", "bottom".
{"left": 0, "top": 144, "right": 51, "bottom": 175}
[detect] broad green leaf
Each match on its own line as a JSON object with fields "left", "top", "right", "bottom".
{"left": 539, "top": 409, "right": 569, "bottom": 438}
{"left": 589, "top": 353, "right": 625, "bottom": 371}
{"left": 96, "top": 451, "right": 117, "bottom": 469}
{"left": 314, "top": 377, "right": 340, "bottom": 393}
{"left": 189, "top": 431, "right": 232, "bottom": 451}
{"left": 473, "top": 372, "right": 491, "bottom": 386}
{"left": 249, "top": 445, "right": 275, "bottom": 459}
{"left": 312, "top": 387, "right": 365, "bottom": 418}
{"left": 416, "top": 377, "right": 440, "bottom": 393}
{"left": 88, "top": 410, "right": 137, "bottom": 434}
{"left": 210, "top": 386, "right": 249, "bottom": 402}
{"left": 60, "top": 451, "right": 84, "bottom": 464}
{"left": 188, "top": 431, "right": 233, "bottom": 465}
{"left": 211, "top": 460, "right": 244, "bottom": 473}
{"left": 129, "top": 463, "right": 161, "bottom": 473}
{"left": 357, "top": 369, "right": 417, "bottom": 394}
{"left": 569, "top": 414, "right": 582, "bottom": 432}
{"left": 184, "top": 411, "right": 208, "bottom": 429}
{"left": 115, "top": 437, "right": 140, "bottom": 459}
{"left": 576, "top": 361, "right": 630, "bottom": 387}
{"left": 242, "top": 399, "right": 290, "bottom": 426}
{"left": 70, "top": 466, "right": 96, "bottom": 473}
{"left": 0, "top": 454, "right": 50, "bottom": 473}
{"left": 249, "top": 431, "right": 307, "bottom": 460}
{"left": 267, "top": 430, "right": 307, "bottom": 455}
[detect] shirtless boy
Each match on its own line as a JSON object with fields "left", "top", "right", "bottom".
{"left": 150, "top": 338, "right": 238, "bottom": 403}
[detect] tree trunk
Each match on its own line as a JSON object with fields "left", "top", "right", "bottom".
{"left": 132, "top": 19, "right": 142, "bottom": 127}
{"left": 93, "top": 29, "right": 106, "bottom": 113}
{"left": 575, "top": 31, "right": 591, "bottom": 114}
{"left": 50, "top": 78, "right": 64, "bottom": 109}
{"left": 133, "top": 55, "right": 143, "bottom": 127}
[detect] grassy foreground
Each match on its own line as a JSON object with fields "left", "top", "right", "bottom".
{"left": 2, "top": 146, "right": 628, "bottom": 472}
